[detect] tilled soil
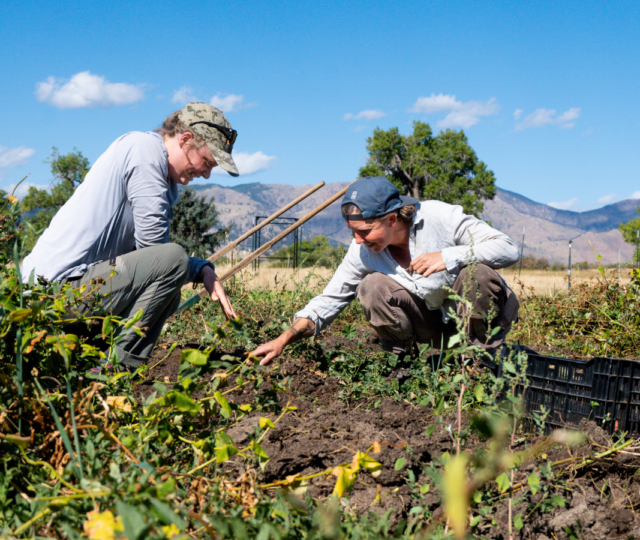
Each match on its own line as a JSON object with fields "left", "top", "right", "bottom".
{"left": 138, "top": 344, "right": 640, "bottom": 540}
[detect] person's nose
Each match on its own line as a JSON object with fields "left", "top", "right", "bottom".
{"left": 353, "top": 232, "right": 366, "bottom": 244}
{"left": 202, "top": 168, "right": 211, "bottom": 180}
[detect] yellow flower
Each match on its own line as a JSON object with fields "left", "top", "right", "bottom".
{"left": 161, "top": 523, "right": 181, "bottom": 538}
{"left": 83, "top": 510, "right": 124, "bottom": 540}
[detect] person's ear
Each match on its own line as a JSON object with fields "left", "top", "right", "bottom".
{"left": 387, "top": 213, "right": 398, "bottom": 227}
{"left": 178, "top": 132, "right": 194, "bottom": 148}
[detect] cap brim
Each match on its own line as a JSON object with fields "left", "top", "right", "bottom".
{"left": 399, "top": 195, "right": 420, "bottom": 206}
{"left": 208, "top": 143, "right": 239, "bottom": 177}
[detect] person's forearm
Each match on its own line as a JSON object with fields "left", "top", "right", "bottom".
{"left": 279, "top": 317, "right": 315, "bottom": 346}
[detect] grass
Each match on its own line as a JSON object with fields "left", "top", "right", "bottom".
{"left": 207, "top": 264, "right": 634, "bottom": 297}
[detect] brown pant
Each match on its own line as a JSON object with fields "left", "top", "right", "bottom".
{"left": 356, "top": 265, "right": 519, "bottom": 355}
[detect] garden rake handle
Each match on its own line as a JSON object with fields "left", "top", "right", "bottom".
{"left": 206, "top": 181, "right": 325, "bottom": 265}
{"left": 176, "top": 183, "right": 351, "bottom": 314}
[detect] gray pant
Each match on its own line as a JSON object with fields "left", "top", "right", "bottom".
{"left": 356, "top": 265, "right": 519, "bottom": 355}
{"left": 66, "top": 243, "right": 190, "bottom": 367}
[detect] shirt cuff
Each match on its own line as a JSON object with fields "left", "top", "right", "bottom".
{"left": 293, "top": 309, "right": 322, "bottom": 335}
{"left": 189, "top": 257, "right": 214, "bottom": 283}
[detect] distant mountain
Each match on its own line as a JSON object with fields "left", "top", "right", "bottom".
{"left": 495, "top": 189, "right": 639, "bottom": 233}
{"left": 190, "top": 183, "right": 638, "bottom": 265}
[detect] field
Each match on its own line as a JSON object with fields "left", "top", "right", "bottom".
{"left": 213, "top": 264, "right": 632, "bottom": 297}
{"left": 3, "top": 195, "right": 640, "bottom": 540}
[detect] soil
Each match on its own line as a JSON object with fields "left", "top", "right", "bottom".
{"left": 136, "top": 340, "right": 640, "bottom": 540}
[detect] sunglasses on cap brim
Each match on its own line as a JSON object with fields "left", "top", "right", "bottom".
{"left": 189, "top": 121, "right": 238, "bottom": 149}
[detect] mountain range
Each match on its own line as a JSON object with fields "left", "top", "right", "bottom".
{"left": 190, "top": 182, "right": 638, "bottom": 265}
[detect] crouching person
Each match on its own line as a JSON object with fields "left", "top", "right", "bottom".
{"left": 250, "top": 176, "right": 520, "bottom": 366}
{"left": 21, "top": 103, "right": 239, "bottom": 372}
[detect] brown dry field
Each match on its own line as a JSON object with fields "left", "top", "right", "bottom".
{"left": 208, "top": 265, "right": 633, "bottom": 296}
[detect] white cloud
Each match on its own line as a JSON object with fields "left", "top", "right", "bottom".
{"left": 212, "top": 151, "right": 275, "bottom": 176}
{"left": 343, "top": 109, "right": 386, "bottom": 121}
{"left": 513, "top": 109, "right": 523, "bottom": 120}
{"left": 630, "top": 191, "right": 640, "bottom": 199}
{"left": 548, "top": 198, "right": 580, "bottom": 211}
{"left": 3, "top": 181, "right": 41, "bottom": 198}
{"left": 596, "top": 193, "right": 618, "bottom": 206}
{"left": 514, "top": 107, "right": 581, "bottom": 131}
{"left": 35, "top": 71, "right": 144, "bottom": 109}
{"left": 408, "top": 94, "right": 500, "bottom": 129}
{"left": 0, "top": 145, "right": 35, "bottom": 168}
{"left": 171, "top": 86, "right": 197, "bottom": 104}
{"left": 209, "top": 93, "right": 255, "bottom": 113}
{"left": 409, "top": 94, "right": 460, "bottom": 113}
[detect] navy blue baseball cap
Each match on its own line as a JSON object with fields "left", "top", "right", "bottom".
{"left": 341, "top": 176, "right": 420, "bottom": 221}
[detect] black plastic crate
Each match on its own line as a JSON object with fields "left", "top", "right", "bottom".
{"left": 504, "top": 347, "right": 640, "bottom": 436}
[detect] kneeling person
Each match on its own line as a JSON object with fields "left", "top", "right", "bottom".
{"left": 250, "top": 176, "right": 520, "bottom": 365}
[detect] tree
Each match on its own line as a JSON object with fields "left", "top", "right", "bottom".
{"left": 170, "top": 187, "right": 230, "bottom": 259}
{"left": 20, "top": 148, "right": 90, "bottom": 252}
{"left": 358, "top": 121, "right": 497, "bottom": 217}
{"left": 270, "top": 235, "right": 347, "bottom": 268}
{"left": 619, "top": 207, "right": 640, "bottom": 266}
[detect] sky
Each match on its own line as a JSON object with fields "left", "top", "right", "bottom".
{"left": 0, "top": 0, "right": 638, "bottom": 212}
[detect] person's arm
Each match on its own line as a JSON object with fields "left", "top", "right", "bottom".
{"left": 249, "top": 240, "right": 368, "bottom": 365}
{"left": 201, "top": 265, "right": 237, "bottom": 320}
{"left": 439, "top": 203, "right": 520, "bottom": 272}
{"left": 249, "top": 317, "right": 315, "bottom": 366}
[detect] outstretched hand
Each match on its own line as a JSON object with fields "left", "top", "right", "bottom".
{"left": 201, "top": 265, "right": 237, "bottom": 320}
{"left": 408, "top": 251, "right": 446, "bottom": 278}
{"left": 248, "top": 339, "right": 286, "bottom": 366}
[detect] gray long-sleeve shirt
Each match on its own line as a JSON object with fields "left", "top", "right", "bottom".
{"left": 295, "top": 200, "right": 520, "bottom": 334}
{"left": 21, "top": 131, "right": 212, "bottom": 283}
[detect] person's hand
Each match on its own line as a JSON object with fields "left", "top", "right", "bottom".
{"left": 201, "top": 265, "right": 237, "bottom": 320}
{"left": 408, "top": 252, "right": 446, "bottom": 277}
{"left": 248, "top": 338, "right": 286, "bottom": 366}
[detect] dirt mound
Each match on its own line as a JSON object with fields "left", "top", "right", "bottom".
{"left": 136, "top": 345, "right": 640, "bottom": 538}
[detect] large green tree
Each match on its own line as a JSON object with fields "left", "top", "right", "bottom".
{"left": 270, "top": 235, "right": 347, "bottom": 268}
{"left": 358, "top": 121, "right": 496, "bottom": 217}
{"left": 20, "top": 148, "right": 90, "bottom": 252}
{"left": 170, "top": 187, "right": 230, "bottom": 259}
{"left": 619, "top": 207, "right": 640, "bottom": 265}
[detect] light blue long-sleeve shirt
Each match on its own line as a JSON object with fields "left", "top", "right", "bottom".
{"left": 21, "top": 131, "right": 212, "bottom": 283}
{"left": 295, "top": 200, "right": 520, "bottom": 334}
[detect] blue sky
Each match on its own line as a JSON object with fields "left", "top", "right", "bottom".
{"left": 1, "top": 0, "right": 638, "bottom": 211}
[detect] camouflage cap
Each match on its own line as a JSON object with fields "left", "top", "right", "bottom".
{"left": 178, "top": 102, "right": 239, "bottom": 177}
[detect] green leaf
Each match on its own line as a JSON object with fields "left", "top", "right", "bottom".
{"left": 259, "top": 417, "right": 276, "bottom": 429}
{"left": 496, "top": 472, "right": 510, "bottom": 493}
{"left": 514, "top": 513, "right": 524, "bottom": 530}
{"left": 425, "top": 425, "right": 436, "bottom": 438}
{"left": 527, "top": 471, "right": 540, "bottom": 495}
{"left": 165, "top": 391, "right": 202, "bottom": 414}
{"left": 420, "top": 483, "right": 430, "bottom": 494}
{"left": 102, "top": 316, "right": 113, "bottom": 339}
{"left": 470, "top": 515, "right": 482, "bottom": 527}
{"left": 115, "top": 500, "right": 148, "bottom": 540}
{"left": 214, "top": 391, "right": 232, "bottom": 418}
{"left": 473, "top": 383, "right": 485, "bottom": 402}
{"left": 251, "top": 441, "right": 269, "bottom": 459}
{"left": 149, "top": 498, "right": 186, "bottom": 528}
{"left": 181, "top": 349, "right": 208, "bottom": 366}
{"left": 447, "top": 334, "right": 462, "bottom": 348}
{"left": 8, "top": 308, "right": 32, "bottom": 322}
{"left": 442, "top": 454, "right": 469, "bottom": 540}
{"left": 435, "top": 397, "right": 445, "bottom": 415}
{"left": 394, "top": 457, "right": 406, "bottom": 471}
{"left": 550, "top": 494, "right": 566, "bottom": 508}
{"left": 215, "top": 444, "right": 238, "bottom": 463}
{"left": 333, "top": 466, "right": 356, "bottom": 497}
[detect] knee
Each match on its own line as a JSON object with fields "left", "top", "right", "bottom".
{"left": 457, "top": 264, "right": 500, "bottom": 291}
{"left": 164, "top": 243, "right": 189, "bottom": 283}
{"left": 357, "top": 273, "right": 392, "bottom": 310}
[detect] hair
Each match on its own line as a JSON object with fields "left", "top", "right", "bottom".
{"left": 342, "top": 203, "right": 417, "bottom": 224}
{"left": 156, "top": 110, "right": 207, "bottom": 152}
